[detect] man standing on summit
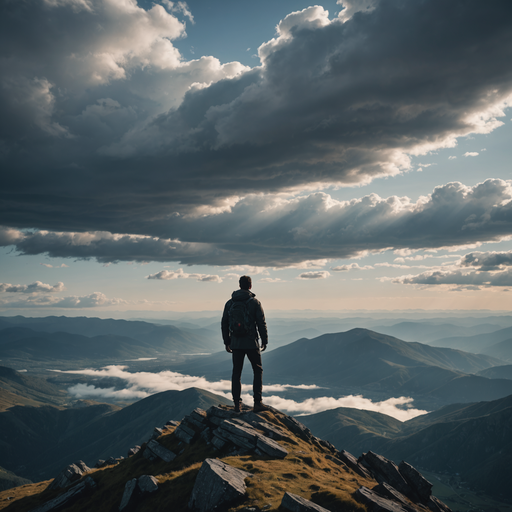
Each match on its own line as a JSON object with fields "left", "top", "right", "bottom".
{"left": 221, "top": 275, "right": 268, "bottom": 413}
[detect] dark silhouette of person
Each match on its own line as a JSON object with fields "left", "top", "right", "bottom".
{"left": 221, "top": 275, "right": 268, "bottom": 412}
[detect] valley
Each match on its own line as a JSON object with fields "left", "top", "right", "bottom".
{"left": 1, "top": 312, "right": 512, "bottom": 510}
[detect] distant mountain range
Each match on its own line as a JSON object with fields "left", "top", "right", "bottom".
{"left": 0, "top": 315, "right": 215, "bottom": 362}
{"left": 0, "top": 367, "right": 230, "bottom": 482}
{"left": 301, "top": 393, "right": 512, "bottom": 499}
{"left": 261, "top": 329, "right": 512, "bottom": 405}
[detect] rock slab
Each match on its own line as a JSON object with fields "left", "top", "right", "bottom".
{"left": 31, "top": 476, "right": 96, "bottom": 512}
{"left": 48, "top": 461, "right": 91, "bottom": 490}
{"left": 188, "top": 458, "right": 252, "bottom": 512}
{"left": 281, "top": 492, "right": 331, "bottom": 512}
{"left": 356, "top": 486, "right": 411, "bottom": 512}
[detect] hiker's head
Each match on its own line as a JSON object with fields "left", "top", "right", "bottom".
{"left": 239, "top": 275, "right": 252, "bottom": 290}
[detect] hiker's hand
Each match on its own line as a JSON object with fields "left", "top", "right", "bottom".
{"left": 261, "top": 343, "right": 267, "bottom": 352}
{"left": 225, "top": 344, "right": 232, "bottom": 353}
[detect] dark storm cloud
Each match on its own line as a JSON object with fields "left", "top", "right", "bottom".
{"left": 3, "top": 180, "right": 512, "bottom": 266}
{"left": 1, "top": 0, "right": 512, "bottom": 237}
{"left": 459, "top": 251, "right": 512, "bottom": 271}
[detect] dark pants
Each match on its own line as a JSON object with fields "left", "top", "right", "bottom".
{"left": 232, "top": 349, "right": 263, "bottom": 404}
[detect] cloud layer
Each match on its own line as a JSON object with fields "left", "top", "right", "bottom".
{"left": 58, "top": 365, "right": 427, "bottom": 420}
{"left": 390, "top": 250, "right": 512, "bottom": 290}
{"left": 3, "top": 179, "right": 512, "bottom": 266}
{"left": 1, "top": 0, "right": 512, "bottom": 254}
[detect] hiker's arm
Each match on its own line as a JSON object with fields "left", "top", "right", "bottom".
{"left": 221, "top": 302, "right": 231, "bottom": 347}
{"left": 255, "top": 301, "right": 268, "bottom": 346}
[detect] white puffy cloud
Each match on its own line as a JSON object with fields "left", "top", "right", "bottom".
{"left": 0, "top": 281, "right": 65, "bottom": 293}
{"left": 147, "top": 269, "right": 222, "bottom": 282}
{"left": 390, "top": 250, "right": 512, "bottom": 290}
{"left": 337, "top": 0, "right": 380, "bottom": 22}
{"left": 56, "top": 365, "right": 426, "bottom": 421}
{"left": 464, "top": 152, "right": 479, "bottom": 157}
{"left": 331, "top": 263, "right": 374, "bottom": 272}
{"left": 0, "top": 290, "right": 127, "bottom": 308}
{"left": 3, "top": 179, "right": 512, "bottom": 267}
{"left": 298, "top": 271, "right": 331, "bottom": 280}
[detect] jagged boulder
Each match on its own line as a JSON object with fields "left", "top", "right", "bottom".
{"left": 143, "top": 439, "right": 177, "bottom": 463}
{"left": 48, "top": 461, "right": 91, "bottom": 490}
{"left": 398, "top": 461, "right": 432, "bottom": 502}
{"left": 212, "top": 416, "right": 288, "bottom": 458}
{"left": 32, "top": 476, "right": 96, "bottom": 512}
{"left": 334, "top": 450, "right": 372, "bottom": 479}
{"left": 188, "top": 458, "right": 252, "bottom": 512}
{"left": 138, "top": 475, "right": 158, "bottom": 493}
{"left": 127, "top": 446, "right": 140, "bottom": 457}
{"left": 356, "top": 486, "right": 411, "bottom": 512}
{"left": 119, "top": 475, "right": 159, "bottom": 511}
{"left": 359, "top": 452, "right": 410, "bottom": 497}
{"left": 281, "top": 492, "right": 331, "bottom": 512}
{"left": 119, "top": 478, "right": 137, "bottom": 511}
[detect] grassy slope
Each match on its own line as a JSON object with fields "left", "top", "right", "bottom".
{"left": 0, "top": 408, "right": 374, "bottom": 512}
{"left": 0, "top": 366, "right": 68, "bottom": 412}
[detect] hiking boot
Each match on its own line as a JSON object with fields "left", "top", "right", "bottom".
{"left": 253, "top": 402, "right": 268, "bottom": 413}
{"left": 234, "top": 401, "right": 243, "bottom": 413}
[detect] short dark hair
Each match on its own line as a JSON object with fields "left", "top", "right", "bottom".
{"left": 239, "top": 275, "right": 252, "bottom": 290}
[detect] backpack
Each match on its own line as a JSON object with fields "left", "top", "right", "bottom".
{"left": 228, "top": 298, "right": 253, "bottom": 337}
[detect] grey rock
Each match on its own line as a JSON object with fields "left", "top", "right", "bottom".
{"left": 336, "top": 450, "right": 372, "bottom": 479}
{"left": 398, "top": 461, "right": 433, "bottom": 502}
{"left": 279, "top": 415, "right": 312, "bottom": 441}
{"left": 356, "top": 486, "right": 410, "bottom": 512}
{"left": 359, "top": 452, "right": 409, "bottom": 496}
{"left": 219, "top": 419, "right": 259, "bottom": 443}
{"left": 427, "top": 496, "right": 452, "bottom": 512}
{"left": 166, "top": 420, "right": 179, "bottom": 426}
{"left": 175, "top": 422, "right": 196, "bottom": 444}
{"left": 119, "top": 478, "right": 137, "bottom": 511}
{"left": 48, "top": 461, "right": 91, "bottom": 490}
{"left": 152, "top": 427, "right": 164, "bottom": 439}
{"left": 249, "top": 419, "right": 287, "bottom": 440}
{"left": 211, "top": 433, "right": 227, "bottom": 450}
{"left": 31, "top": 476, "right": 96, "bottom": 512}
{"left": 373, "top": 483, "right": 416, "bottom": 512}
{"left": 145, "top": 439, "right": 176, "bottom": 463}
{"left": 143, "top": 447, "right": 156, "bottom": 461}
{"left": 95, "top": 459, "right": 106, "bottom": 468}
{"left": 127, "top": 446, "right": 140, "bottom": 457}
{"left": 281, "top": 492, "right": 330, "bottom": 512}
{"left": 188, "top": 458, "right": 252, "bottom": 512}
{"left": 138, "top": 475, "right": 159, "bottom": 493}
{"left": 256, "top": 435, "right": 288, "bottom": 459}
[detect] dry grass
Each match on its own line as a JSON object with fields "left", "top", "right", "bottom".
{"left": 0, "top": 410, "right": 373, "bottom": 512}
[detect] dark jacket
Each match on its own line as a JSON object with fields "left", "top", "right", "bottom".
{"left": 221, "top": 289, "right": 268, "bottom": 350}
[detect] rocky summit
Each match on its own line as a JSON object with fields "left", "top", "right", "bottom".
{"left": 0, "top": 404, "right": 451, "bottom": 512}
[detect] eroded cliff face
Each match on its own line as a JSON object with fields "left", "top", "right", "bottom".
{"left": 0, "top": 404, "right": 451, "bottom": 512}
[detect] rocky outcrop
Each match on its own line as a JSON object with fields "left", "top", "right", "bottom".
{"left": 188, "top": 458, "right": 252, "bottom": 512}
{"left": 356, "top": 450, "right": 449, "bottom": 512}
{"left": 143, "top": 439, "right": 176, "bottom": 462}
{"left": 356, "top": 486, "right": 411, "bottom": 512}
{"left": 30, "top": 476, "right": 96, "bottom": 512}
{"left": 281, "top": 492, "right": 331, "bottom": 512}
{"left": 119, "top": 475, "right": 159, "bottom": 511}
{"left": 47, "top": 461, "right": 91, "bottom": 490}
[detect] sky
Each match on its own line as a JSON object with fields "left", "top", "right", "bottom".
{"left": 1, "top": 0, "right": 512, "bottom": 316}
